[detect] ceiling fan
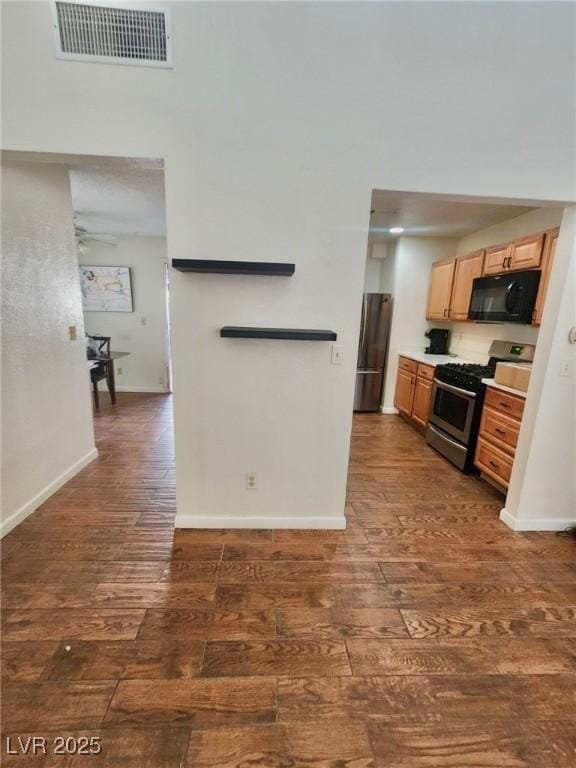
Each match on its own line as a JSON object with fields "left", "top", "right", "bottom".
{"left": 74, "top": 222, "right": 117, "bottom": 253}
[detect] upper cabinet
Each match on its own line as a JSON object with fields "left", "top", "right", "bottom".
{"left": 482, "top": 233, "right": 544, "bottom": 276}
{"left": 425, "top": 228, "right": 557, "bottom": 327}
{"left": 426, "top": 257, "right": 456, "bottom": 320}
{"left": 532, "top": 228, "right": 559, "bottom": 326}
{"left": 483, "top": 243, "right": 510, "bottom": 276}
{"left": 508, "top": 232, "right": 544, "bottom": 272}
{"left": 450, "top": 250, "right": 484, "bottom": 321}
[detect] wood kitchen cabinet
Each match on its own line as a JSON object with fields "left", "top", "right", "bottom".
{"left": 394, "top": 367, "right": 416, "bottom": 416}
{"left": 508, "top": 232, "right": 544, "bottom": 271}
{"left": 483, "top": 243, "right": 510, "bottom": 276}
{"left": 411, "top": 377, "right": 433, "bottom": 428}
{"left": 426, "top": 257, "right": 456, "bottom": 320}
{"left": 450, "top": 250, "right": 485, "bottom": 320}
{"left": 425, "top": 228, "right": 556, "bottom": 327}
{"left": 482, "top": 233, "right": 544, "bottom": 276}
{"left": 475, "top": 385, "right": 526, "bottom": 490}
{"left": 533, "top": 228, "right": 559, "bottom": 325}
{"left": 394, "top": 357, "right": 435, "bottom": 428}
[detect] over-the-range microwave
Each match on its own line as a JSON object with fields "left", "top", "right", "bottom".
{"left": 468, "top": 270, "right": 541, "bottom": 324}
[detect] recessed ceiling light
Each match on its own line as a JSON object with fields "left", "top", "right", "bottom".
{"left": 389, "top": 226, "right": 404, "bottom": 234}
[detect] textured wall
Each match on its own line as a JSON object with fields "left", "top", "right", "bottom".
{"left": 79, "top": 236, "right": 169, "bottom": 393}
{"left": 1, "top": 160, "right": 96, "bottom": 532}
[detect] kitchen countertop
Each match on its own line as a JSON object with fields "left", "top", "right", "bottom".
{"left": 482, "top": 378, "right": 528, "bottom": 399}
{"left": 398, "top": 350, "right": 472, "bottom": 366}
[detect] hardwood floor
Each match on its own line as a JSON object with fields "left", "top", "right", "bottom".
{"left": 1, "top": 393, "right": 574, "bottom": 766}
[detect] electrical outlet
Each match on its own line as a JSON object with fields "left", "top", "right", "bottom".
{"left": 331, "top": 344, "right": 344, "bottom": 365}
{"left": 68, "top": 325, "right": 77, "bottom": 341}
{"left": 559, "top": 360, "right": 571, "bottom": 378}
{"left": 117, "top": 367, "right": 123, "bottom": 375}
{"left": 140, "top": 316, "right": 148, "bottom": 326}
{"left": 246, "top": 472, "right": 257, "bottom": 490}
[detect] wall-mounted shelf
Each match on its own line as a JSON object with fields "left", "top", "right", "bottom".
{"left": 172, "top": 259, "right": 295, "bottom": 276}
{"left": 220, "top": 327, "right": 337, "bottom": 341}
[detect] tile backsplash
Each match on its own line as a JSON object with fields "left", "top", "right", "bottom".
{"left": 447, "top": 322, "right": 539, "bottom": 362}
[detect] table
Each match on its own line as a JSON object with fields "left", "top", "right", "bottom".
{"left": 88, "top": 351, "right": 130, "bottom": 407}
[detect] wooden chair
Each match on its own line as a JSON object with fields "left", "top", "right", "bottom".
{"left": 88, "top": 335, "right": 111, "bottom": 409}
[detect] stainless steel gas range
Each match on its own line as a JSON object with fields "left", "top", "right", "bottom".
{"left": 426, "top": 340, "right": 535, "bottom": 472}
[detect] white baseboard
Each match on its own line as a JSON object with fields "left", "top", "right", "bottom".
{"left": 100, "top": 385, "right": 168, "bottom": 393}
{"left": 175, "top": 514, "right": 347, "bottom": 530}
{"left": 1, "top": 447, "right": 99, "bottom": 538}
{"left": 380, "top": 406, "right": 398, "bottom": 414}
{"left": 500, "top": 507, "right": 575, "bottom": 532}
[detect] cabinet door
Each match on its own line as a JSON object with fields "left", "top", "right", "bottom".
{"left": 426, "top": 258, "right": 456, "bottom": 320}
{"left": 533, "top": 228, "right": 558, "bottom": 325}
{"left": 394, "top": 368, "right": 415, "bottom": 416}
{"left": 450, "top": 250, "right": 484, "bottom": 320}
{"left": 509, "top": 232, "right": 544, "bottom": 272}
{"left": 411, "top": 377, "right": 433, "bottom": 428}
{"left": 483, "top": 244, "right": 510, "bottom": 275}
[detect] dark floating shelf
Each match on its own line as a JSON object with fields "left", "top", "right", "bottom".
{"left": 172, "top": 259, "right": 295, "bottom": 276}
{"left": 221, "top": 327, "right": 337, "bottom": 341}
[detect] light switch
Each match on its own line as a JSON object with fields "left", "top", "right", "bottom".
{"left": 331, "top": 344, "right": 344, "bottom": 365}
{"left": 68, "top": 325, "right": 77, "bottom": 341}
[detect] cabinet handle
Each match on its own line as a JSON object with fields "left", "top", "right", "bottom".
{"left": 494, "top": 428, "right": 506, "bottom": 435}
{"left": 502, "top": 256, "right": 507, "bottom": 269}
{"left": 498, "top": 402, "right": 511, "bottom": 409}
{"left": 507, "top": 256, "right": 513, "bottom": 269}
{"left": 489, "top": 460, "right": 500, "bottom": 469}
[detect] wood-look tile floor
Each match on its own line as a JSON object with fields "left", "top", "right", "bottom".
{"left": 2, "top": 393, "right": 575, "bottom": 766}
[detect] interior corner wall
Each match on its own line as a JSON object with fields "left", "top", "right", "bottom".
{"left": 2, "top": 1, "right": 575, "bottom": 529}
{"left": 501, "top": 206, "right": 576, "bottom": 531}
{"left": 1, "top": 160, "right": 97, "bottom": 536}
{"left": 382, "top": 237, "right": 456, "bottom": 411}
{"left": 79, "top": 236, "right": 169, "bottom": 393}
{"left": 363, "top": 248, "right": 382, "bottom": 292}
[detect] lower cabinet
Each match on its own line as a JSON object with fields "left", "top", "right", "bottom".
{"left": 394, "top": 367, "right": 416, "bottom": 416}
{"left": 412, "top": 377, "right": 433, "bottom": 428}
{"left": 394, "top": 357, "right": 435, "bottom": 428}
{"left": 474, "top": 385, "right": 525, "bottom": 489}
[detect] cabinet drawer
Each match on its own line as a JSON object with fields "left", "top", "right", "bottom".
{"left": 484, "top": 386, "right": 525, "bottom": 421}
{"left": 475, "top": 437, "right": 513, "bottom": 487}
{"left": 417, "top": 363, "right": 435, "bottom": 381}
{"left": 398, "top": 356, "right": 418, "bottom": 375}
{"left": 479, "top": 407, "right": 520, "bottom": 455}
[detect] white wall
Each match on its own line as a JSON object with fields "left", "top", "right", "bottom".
{"left": 382, "top": 237, "right": 457, "bottom": 411}
{"left": 79, "top": 236, "right": 169, "bottom": 393}
{"left": 378, "top": 245, "right": 397, "bottom": 295}
{"left": 1, "top": 159, "right": 97, "bottom": 535}
{"left": 502, "top": 206, "right": 576, "bottom": 530}
{"left": 363, "top": 250, "right": 381, "bottom": 292}
{"left": 2, "top": 1, "right": 575, "bottom": 528}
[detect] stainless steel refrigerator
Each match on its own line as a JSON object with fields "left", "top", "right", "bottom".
{"left": 353, "top": 293, "right": 392, "bottom": 412}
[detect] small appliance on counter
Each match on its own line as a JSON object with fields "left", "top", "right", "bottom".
{"left": 425, "top": 328, "right": 450, "bottom": 355}
{"left": 426, "top": 340, "right": 535, "bottom": 472}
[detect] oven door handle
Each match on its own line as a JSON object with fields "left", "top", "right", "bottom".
{"left": 428, "top": 423, "right": 468, "bottom": 450}
{"left": 433, "top": 378, "right": 477, "bottom": 399}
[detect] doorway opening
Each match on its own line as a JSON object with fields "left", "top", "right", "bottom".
{"left": 349, "top": 188, "right": 571, "bottom": 532}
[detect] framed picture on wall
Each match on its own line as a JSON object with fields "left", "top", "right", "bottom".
{"left": 79, "top": 265, "right": 133, "bottom": 312}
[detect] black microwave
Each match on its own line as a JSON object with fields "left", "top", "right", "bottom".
{"left": 468, "top": 270, "right": 541, "bottom": 324}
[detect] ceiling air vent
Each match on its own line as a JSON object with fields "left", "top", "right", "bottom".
{"left": 52, "top": 2, "right": 172, "bottom": 67}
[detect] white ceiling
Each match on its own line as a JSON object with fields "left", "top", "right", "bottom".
{"left": 369, "top": 190, "right": 539, "bottom": 244}
{"left": 69, "top": 166, "right": 166, "bottom": 237}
